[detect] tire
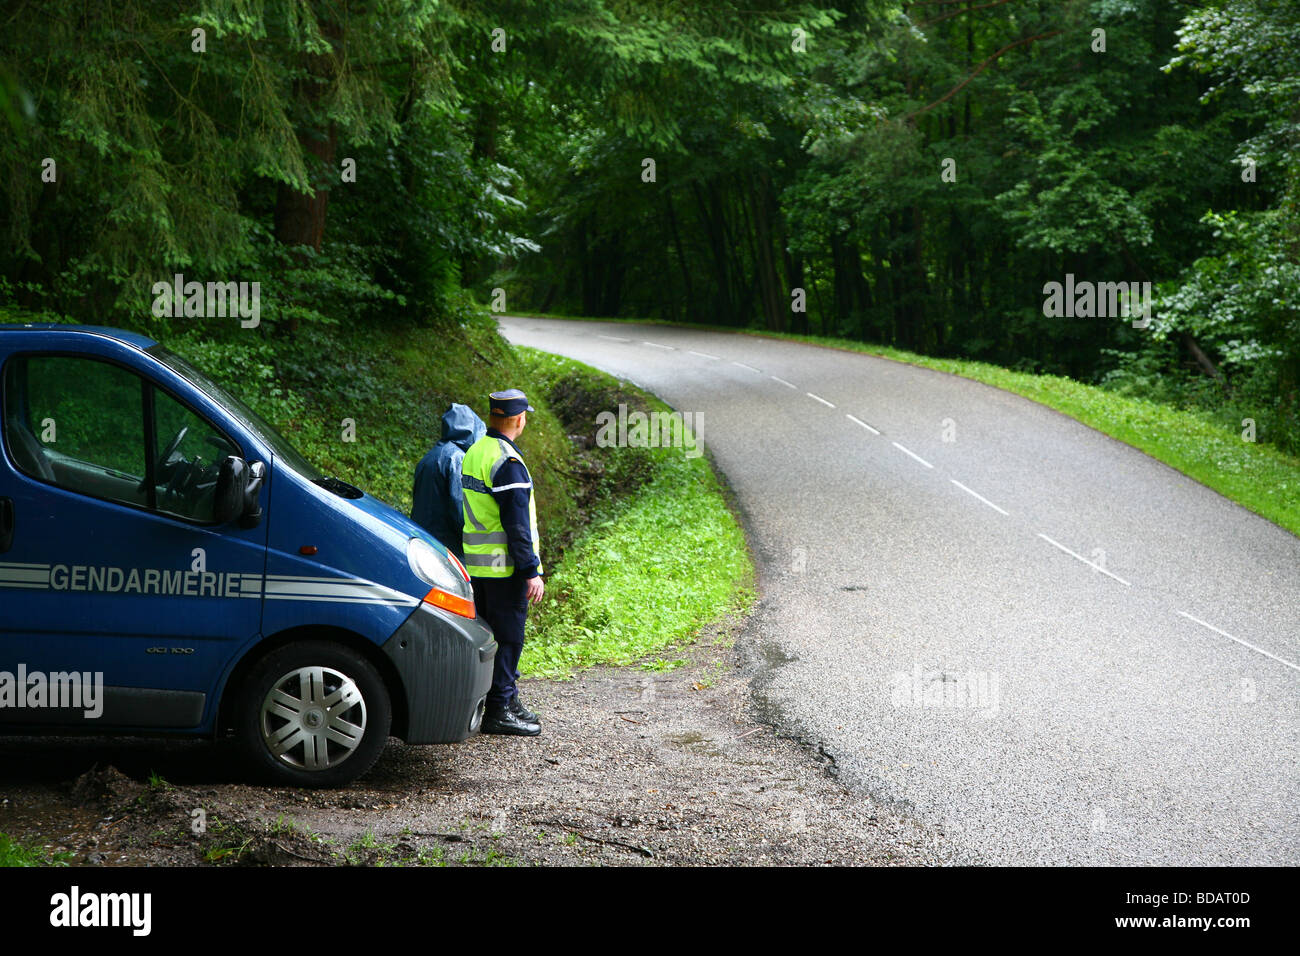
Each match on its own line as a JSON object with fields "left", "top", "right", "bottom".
{"left": 235, "top": 641, "right": 391, "bottom": 788}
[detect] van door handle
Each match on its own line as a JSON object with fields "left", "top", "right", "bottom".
{"left": 0, "top": 497, "right": 13, "bottom": 553}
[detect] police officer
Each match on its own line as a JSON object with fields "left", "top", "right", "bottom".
{"left": 460, "top": 389, "right": 545, "bottom": 736}
{"left": 411, "top": 403, "right": 486, "bottom": 561}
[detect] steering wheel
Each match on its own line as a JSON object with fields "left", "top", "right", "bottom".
{"left": 165, "top": 457, "right": 196, "bottom": 498}
{"left": 157, "top": 426, "right": 189, "bottom": 470}
{"left": 140, "top": 426, "right": 188, "bottom": 492}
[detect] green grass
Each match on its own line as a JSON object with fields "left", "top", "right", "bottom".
{"left": 0, "top": 831, "right": 73, "bottom": 867}
{"left": 510, "top": 312, "right": 1300, "bottom": 538}
{"left": 340, "top": 829, "right": 397, "bottom": 865}
{"left": 516, "top": 348, "right": 755, "bottom": 678}
{"left": 640, "top": 657, "right": 688, "bottom": 671}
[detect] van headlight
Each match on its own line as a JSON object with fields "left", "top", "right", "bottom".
{"left": 407, "top": 537, "right": 476, "bottom": 618}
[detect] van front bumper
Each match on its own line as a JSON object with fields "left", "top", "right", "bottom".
{"left": 382, "top": 604, "right": 497, "bottom": 744}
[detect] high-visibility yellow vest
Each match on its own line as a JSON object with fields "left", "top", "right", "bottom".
{"left": 460, "top": 434, "right": 542, "bottom": 577}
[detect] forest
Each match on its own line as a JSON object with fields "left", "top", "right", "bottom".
{"left": 1, "top": 0, "right": 1296, "bottom": 451}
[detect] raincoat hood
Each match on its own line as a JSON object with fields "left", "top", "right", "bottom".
{"left": 440, "top": 402, "right": 486, "bottom": 451}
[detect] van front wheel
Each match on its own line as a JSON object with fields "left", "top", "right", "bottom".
{"left": 236, "top": 642, "right": 391, "bottom": 788}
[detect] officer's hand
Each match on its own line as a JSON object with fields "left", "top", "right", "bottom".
{"left": 525, "top": 575, "right": 545, "bottom": 604}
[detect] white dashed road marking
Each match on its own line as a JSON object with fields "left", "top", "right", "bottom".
{"left": 1177, "top": 611, "right": 1300, "bottom": 673}
{"left": 1036, "top": 533, "right": 1131, "bottom": 587}
{"left": 537, "top": 321, "right": 1300, "bottom": 715}
{"left": 950, "top": 479, "right": 1010, "bottom": 516}
{"left": 891, "top": 441, "right": 934, "bottom": 470}
{"left": 846, "top": 414, "right": 880, "bottom": 435}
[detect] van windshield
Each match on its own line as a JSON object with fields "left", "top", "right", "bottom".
{"left": 146, "top": 345, "right": 323, "bottom": 481}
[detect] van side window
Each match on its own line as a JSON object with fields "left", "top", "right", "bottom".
{"left": 3, "top": 354, "right": 239, "bottom": 524}
{"left": 151, "top": 387, "right": 241, "bottom": 522}
{"left": 4, "top": 355, "right": 148, "bottom": 506}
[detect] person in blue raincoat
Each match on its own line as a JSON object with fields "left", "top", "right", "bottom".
{"left": 412, "top": 403, "right": 486, "bottom": 560}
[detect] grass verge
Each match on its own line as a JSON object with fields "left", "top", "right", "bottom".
{"left": 516, "top": 348, "right": 754, "bottom": 678}
{"left": 509, "top": 312, "right": 1300, "bottom": 537}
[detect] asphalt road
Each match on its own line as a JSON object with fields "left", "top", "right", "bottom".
{"left": 499, "top": 316, "right": 1300, "bottom": 866}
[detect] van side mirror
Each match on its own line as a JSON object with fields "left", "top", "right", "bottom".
{"left": 241, "top": 460, "right": 265, "bottom": 528}
{"left": 214, "top": 457, "right": 248, "bottom": 524}
{"left": 214, "top": 457, "right": 265, "bottom": 527}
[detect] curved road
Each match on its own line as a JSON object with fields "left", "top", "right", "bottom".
{"left": 500, "top": 316, "right": 1299, "bottom": 865}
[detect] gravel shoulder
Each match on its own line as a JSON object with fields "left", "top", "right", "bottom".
{"left": 0, "top": 612, "right": 948, "bottom": 866}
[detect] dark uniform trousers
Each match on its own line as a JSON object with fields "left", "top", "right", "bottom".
{"left": 472, "top": 574, "right": 529, "bottom": 709}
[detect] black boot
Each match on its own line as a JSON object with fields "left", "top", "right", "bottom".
{"left": 481, "top": 704, "right": 541, "bottom": 736}
{"left": 509, "top": 695, "right": 539, "bottom": 723}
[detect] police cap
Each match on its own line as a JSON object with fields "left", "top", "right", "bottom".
{"left": 489, "top": 388, "right": 534, "bottom": 417}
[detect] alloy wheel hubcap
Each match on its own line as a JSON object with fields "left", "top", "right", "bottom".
{"left": 260, "top": 666, "right": 366, "bottom": 771}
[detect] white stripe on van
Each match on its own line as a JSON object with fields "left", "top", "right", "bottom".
{"left": 264, "top": 575, "right": 419, "bottom": 607}
{"left": 236, "top": 574, "right": 263, "bottom": 598}
{"left": 0, "top": 563, "right": 51, "bottom": 588}
{"left": 263, "top": 594, "right": 419, "bottom": 607}
{"left": 0, "top": 564, "right": 414, "bottom": 606}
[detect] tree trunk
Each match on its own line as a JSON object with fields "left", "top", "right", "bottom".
{"left": 747, "top": 178, "right": 783, "bottom": 331}
{"left": 666, "top": 191, "right": 696, "bottom": 321}
{"left": 273, "top": 121, "right": 336, "bottom": 252}
{"left": 692, "top": 180, "right": 733, "bottom": 324}
{"left": 579, "top": 216, "right": 598, "bottom": 316}
{"left": 274, "top": 22, "right": 341, "bottom": 331}
{"left": 830, "top": 230, "right": 851, "bottom": 335}
{"left": 602, "top": 230, "right": 623, "bottom": 315}
{"left": 1182, "top": 332, "right": 1229, "bottom": 391}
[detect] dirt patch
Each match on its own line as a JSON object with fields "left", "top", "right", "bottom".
{"left": 0, "top": 616, "right": 947, "bottom": 866}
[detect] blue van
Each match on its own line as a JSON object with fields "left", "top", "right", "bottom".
{"left": 0, "top": 325, "right": 496, "bottom": 787}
